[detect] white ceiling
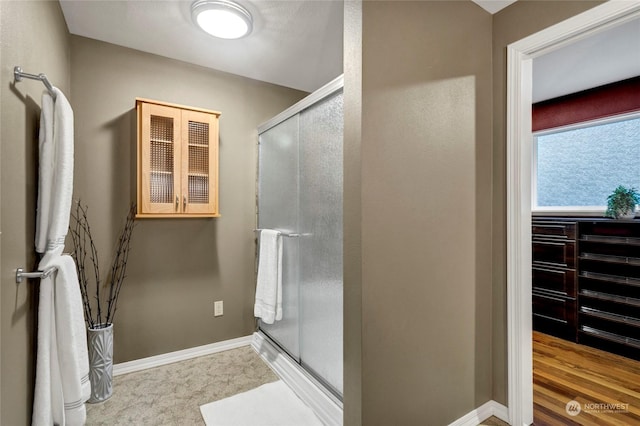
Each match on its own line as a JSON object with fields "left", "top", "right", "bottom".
{"left": 60, "top": 0, "right": 344, "bottom": 93}
{"left": 472, "top": 0, "right": 517, "bottom": 15}
{"left": 533, "top": 17, "right": 640, "bottom": 103}
{"left": 59, "top": 1, "right": 638, "bottom": 100}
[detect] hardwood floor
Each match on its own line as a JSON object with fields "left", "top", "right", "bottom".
{"left": 533, "top": 331, "right": 640, "bottom": 425}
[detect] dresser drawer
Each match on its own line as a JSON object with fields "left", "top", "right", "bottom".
{"left": 533, "top": 265, "right": 576, "bottom": 297}
{"left": 533, "top": 291, "right": 577, "bottom": 340}
{"left": 533, "top": 292, "right": 575, "bottom": 324}
{"left": 533, "top": 240, "right": 576, "bottom": 268}
{"left": 532, "top": 222, "right": 576, "bottom": 239}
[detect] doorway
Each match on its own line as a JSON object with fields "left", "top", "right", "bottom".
{"left": 506, "top": 2, "right": 640, "bottom": 425}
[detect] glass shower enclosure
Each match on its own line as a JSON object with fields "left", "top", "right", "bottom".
{"left": 257, "top": 76, "right": 343, "bottom": 398}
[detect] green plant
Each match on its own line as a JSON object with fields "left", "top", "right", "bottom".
{"left": 605, "top": 186, "right": 640, "bottom": 219}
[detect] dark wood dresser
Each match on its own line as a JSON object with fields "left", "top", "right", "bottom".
{"left": 533, "top": 217, "right": 640, "bottom": 361}
{"left": 532, "top": 220, "right": 577, "bottom": 341}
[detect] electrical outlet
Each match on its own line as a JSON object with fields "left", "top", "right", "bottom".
{"left": 214, "top": 300, "right": 224, "bottom": 317}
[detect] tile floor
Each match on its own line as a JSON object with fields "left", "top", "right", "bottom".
{"left": 85, "top": 346, "right": 277, "bottom": 425}
{"left": 480, "top": 416, "right": 510, "bottom": 426}
{"left": 85, "top": 346, "right": 510, "bottom": 425}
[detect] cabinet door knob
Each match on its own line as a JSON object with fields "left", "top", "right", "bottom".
{"left": 183, "top": 195, "right": 187, "bottom": 211}
{"left": 175, "top": 196, "right": 179, "bottom": 211}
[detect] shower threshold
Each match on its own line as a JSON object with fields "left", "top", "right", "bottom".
{"left": 251, "top": 331, "right": 343, "bottom": 426}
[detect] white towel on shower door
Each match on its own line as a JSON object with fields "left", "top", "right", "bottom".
{"left": 254, "top": 229, "right": 283, "bottom": 324}
{"left": 33, "top": 88, "right": 91, "bottom": 426}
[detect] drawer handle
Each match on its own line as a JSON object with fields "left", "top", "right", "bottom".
{"left": 534, "top": 261, "right": 568, "bottom": 268}
{"left": 533, "top": 240, "right": 568, "bottom": 246}
{"left": 534, "top": 293, "right": 565, "bottom": 303}
{"left": 533, "top": 266, "right": 566, "bottom": 274}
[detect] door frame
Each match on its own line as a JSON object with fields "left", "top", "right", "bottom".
{"left": 506, "top": 2, "right": 640, "bottom": 425}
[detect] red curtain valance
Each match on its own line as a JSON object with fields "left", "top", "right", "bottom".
{"left": 532, "top": 76, "right": 640, "bottom": 132}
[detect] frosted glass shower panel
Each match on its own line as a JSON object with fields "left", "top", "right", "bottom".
{"left": 299, "top": 91, "right": 344, "bottom": 394}
{"left": 258, "top": 115, "right": 300, "bottom": 360}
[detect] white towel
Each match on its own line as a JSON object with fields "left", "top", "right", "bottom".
{"left": 35, "top": 91, "right": 54, "bottom": 254}
{"left": 33, "top": 88, "right": 90, "bottom": 425}
{"left": 33, "top": 256, "right": 91, "bottom": 426}
{"left": 254, "top": 230, "right": 283, "bottom": 324}
{"left": 35, "top": 87, "right": 74, "bottom": 257}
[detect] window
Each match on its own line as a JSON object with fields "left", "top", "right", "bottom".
{"left": 533, "top": 113, "right": 640, "bottom": 212}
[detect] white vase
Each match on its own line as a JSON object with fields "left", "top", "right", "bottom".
{"left": 620, "top": 206, "right": 637, "bottom": 220}
{"left": 87, "top": 323, "right": 114, "bottom": 403}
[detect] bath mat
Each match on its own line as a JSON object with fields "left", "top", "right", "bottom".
{"left": 200, "top": 380, "right": 324, "bottom": 426}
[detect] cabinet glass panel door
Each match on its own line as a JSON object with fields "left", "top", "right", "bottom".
{"left": 141, "top": 103, "right": 181, "bottom": 214}
{"left": 258, "top": 115, "right": 301, "bottom": 360}
{"left": 182, "top": 110, "right": 218, "bottom": 214}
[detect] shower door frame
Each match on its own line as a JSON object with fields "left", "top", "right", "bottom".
{"left": 257, "top": 75, "right": 344, "bottom": 137}
{"left": 256, "top": 74, "right": 344, "bottom": 399}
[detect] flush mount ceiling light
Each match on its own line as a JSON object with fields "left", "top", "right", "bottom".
{"left": 191, "top": 0, "right": 253, "bottom": 39}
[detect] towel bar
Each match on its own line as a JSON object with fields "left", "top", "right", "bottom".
{"left": 253, "top": 229, "right": 305, "bottom": 238}
{"left": 15, "top": 266, "right": 57, "bottom": 283}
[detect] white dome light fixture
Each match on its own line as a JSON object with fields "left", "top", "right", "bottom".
{"left": 192, "top": 0, "right": 253, "bottom": 40}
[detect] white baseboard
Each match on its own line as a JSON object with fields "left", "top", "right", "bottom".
{"left": 113, "top": 335, "right": 253, "bottom": 376}
{"left": 251, "top": 331, "right": 343, "bottom": 426}
{"left": 448, "top": 400, "right": 509, "bottom": 426}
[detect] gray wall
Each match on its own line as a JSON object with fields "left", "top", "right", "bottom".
{"left": 0, "top": 2, "right": 70, "bottom": 424}
{"left": 70, "top": 35, "right": 306, "bottom": 362}
{"left": 344, "top": 1, "right": 493, "bottom": 424}
{"left": 344, "top": 0, "right": 608, "bottom": 424}
{"left": 343, "top": 2, "right": 363, "bottom": 424}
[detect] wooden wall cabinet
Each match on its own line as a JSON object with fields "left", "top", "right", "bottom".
{"left": 136, "top": 98, "right": 221, "bottom": 218}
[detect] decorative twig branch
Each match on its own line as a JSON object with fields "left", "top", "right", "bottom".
{"left": 70, "top": 201, "right": 99, "bottom": 328}
{"left": 105, "top": 203, "right": 136, "bottom": 324}
{"left": 70, "top": 200, "right": 136, "bottom": 328}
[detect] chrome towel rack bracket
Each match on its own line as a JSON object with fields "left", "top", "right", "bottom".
{"left": 16, "top": 267, "right": 56, "bottom": 284}
{"left": 13, "top": 66, "right": 56, "bottom": 99}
